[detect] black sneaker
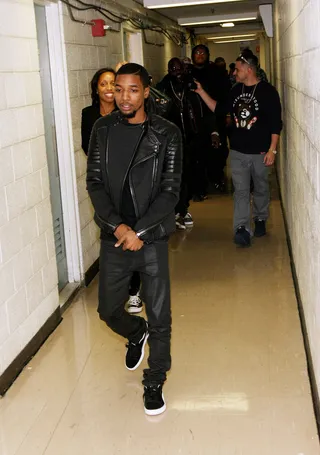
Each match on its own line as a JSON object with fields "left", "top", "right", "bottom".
{"left": 254, "top": 219, "right": 266, "bottom": 237}
{"left": 125, "top": 329, "right": 149, "bottom": 371}
{"left": 127, "top": 294, "right": 143, "bottom": 314}
{"left": 143, "top": 384, "right": 166, "bottom": 416}
{"left": 234, "top": 226, "right": 251, "bottom": 247}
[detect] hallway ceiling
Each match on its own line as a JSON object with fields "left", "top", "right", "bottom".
{"left": 142, "top": 0, "right": 273, "bottom": 39}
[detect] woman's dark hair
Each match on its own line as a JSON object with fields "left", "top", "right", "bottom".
{"left": 90, "top": 67, "right": 115, "bottom": 106}
{"left": 116, "top": 63, "right": 150, "bottom": 88}
{"left": 236, "top": 48, "right": 259, "bottom": 70}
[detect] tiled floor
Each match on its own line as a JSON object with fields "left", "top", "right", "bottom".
{"left": 0, "top": 192, "right": 319, "bottom": 455}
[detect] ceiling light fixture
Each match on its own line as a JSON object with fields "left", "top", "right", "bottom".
{"left": 178, "top": 13, "right": 257, "bottom": 26}
{"left": 221, "top": 22, "right": 235, "bottom": 27}
{"left": 144, "top": 0, "right": 242, "bottom": 9}
{"left": 207, "top": 33, "right": 256, "bottom": 40}
{"left": 214, "top": 38, "right": 257, "bottom": 44}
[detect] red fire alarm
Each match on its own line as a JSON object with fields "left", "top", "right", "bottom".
{"left": 256, "top": 45, "right": 260, "bottom": 53}
{"left": 91, "top": 19, "right": 106, "bottom": 37}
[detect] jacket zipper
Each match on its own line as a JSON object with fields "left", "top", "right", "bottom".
{"left": 119, "top": 127, "right": 145, "bottom": 216}
{"left": 129, "top": 142, "right": 159, "bottom": 218}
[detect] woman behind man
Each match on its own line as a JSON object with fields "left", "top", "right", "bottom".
{"left": 81, "top": 67, "right": 142, "bottom": 314}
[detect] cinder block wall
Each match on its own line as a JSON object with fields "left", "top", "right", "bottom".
{"left": 0, "top": 0, "right": 59, "bottom": 376}
{"left": 274, "top": 0, "right": 320, "bottom": 393}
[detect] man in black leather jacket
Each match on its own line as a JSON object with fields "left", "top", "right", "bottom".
{"left": 86, "top": 63, "right": 182, "bottom": 416}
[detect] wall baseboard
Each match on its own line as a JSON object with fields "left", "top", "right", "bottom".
{"left": 85, "top": 258, "right": 99, "bottom": 287}
{"left": 277, "top": 172, "right": 320, "bottom": 437}
{"left": 0, "top": 307, "right": 62, "bottom": 396}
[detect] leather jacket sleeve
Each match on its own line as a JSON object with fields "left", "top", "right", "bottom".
{"left": 134, "top": 126, "right": 182, "bottom": 239}
{"left": 86, "top": 122, "right": 123, "bottom": 234}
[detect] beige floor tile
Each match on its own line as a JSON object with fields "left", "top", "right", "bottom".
{"left": 0, "top": 191, "right": 319, "bottom": 455}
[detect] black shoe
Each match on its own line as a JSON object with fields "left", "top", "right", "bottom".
{"left": 125, "top": 328, "right": 149, "bottom": 371}
{"left": 193, "top": 195, "right": 204, "bottom": 202}
{"left": 143, "top": 384, "right": 166, "bottom": 416}
{"left": 234, "top": 226, "right": 251, "bottom": 247}
{"left": 254, "top": 219, "right": 266, "bottom": 237}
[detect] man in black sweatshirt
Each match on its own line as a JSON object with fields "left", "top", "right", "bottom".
{"left": 86, "top": 63, "right": 182, "bottom": 415}
{"left": 229, "top": 49, "right": 282, "bottom": 247}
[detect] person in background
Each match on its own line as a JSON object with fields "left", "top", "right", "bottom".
{"left": 229, "top": 49, "right": 282, "bottom": 247}
{"left": 229, "top": 63, "right": 236, "bottom": 86}
{"left": 81, "top": 68, "right": 143, "bottom": 314}
{"left": 157, "top": 58, "right": 219, "bottom": 228}
{"left": 191, "top": 45, "right": 230, "bottom": 195}
{"left": 87, "top": 63, "right": 182, "bottom": 415}
{"left": 215, "top": 56, "right": 228, "bottom": 76}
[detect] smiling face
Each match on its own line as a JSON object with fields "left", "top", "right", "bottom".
{"left": 114, "top": 74, "right": 149, "bottom": 123}
{"left": 97, "top": 71, "right": 115, "bottom": 104}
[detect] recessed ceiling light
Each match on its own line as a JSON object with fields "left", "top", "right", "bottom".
{"left": 214, "top": 38, "right": 257, "bottom": 43}
{"left": 207, "top": 34, "right": 256, "bottom": 40}
{"left": 144, "top": 0, "right": 242, "bottom": 8}
{"left": 178, "top": 15, "right": 257, "bottom": 26}
{"left": 221, "top": 22, "right": 235, "bottom": 27}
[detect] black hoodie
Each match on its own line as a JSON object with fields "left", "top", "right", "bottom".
{"left": 191, "top": 45, "right": 230, "bottom": 122}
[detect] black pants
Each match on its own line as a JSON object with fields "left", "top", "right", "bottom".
{"left": 175, "top": 144, "right": 192, "bottom": 217}
{"left": 190, "top": 135, "right": 212, "bottom": 197}
{"left": 129, "top": 271, "right": 141, "bottom": 296}
{"left": 98, "top": 239, "right": 171, "bottom": 386}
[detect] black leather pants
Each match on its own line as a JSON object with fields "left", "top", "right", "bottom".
{"left": 98, "top": 239, "right": 172, "bottom": 386}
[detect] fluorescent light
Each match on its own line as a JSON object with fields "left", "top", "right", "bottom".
{"left": 179, "top": 15, "right": 257, "bottom": 26}
{"left": 144, "top": 0, "right": 242, "bottom": 8}
{"left": 207, "top": 34, "right": 256, "bottom": 40}
{"left": 214, "top": 38, "right": 257, "bottom": 43}
{"left": 221, "top": 22, "right": 235, "bottom": 27}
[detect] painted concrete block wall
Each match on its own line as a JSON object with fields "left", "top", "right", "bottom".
{"left": 274, "top": 0, "right": 320, "bottom": 393}
{"left": 0, "top": 0, "right": 59, "bottom": 375}
{"left": 62, "top": 1, "right": 181, "bottom": 272}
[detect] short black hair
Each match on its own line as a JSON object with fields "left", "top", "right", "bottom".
{"left": 236, "top": 48, "right": 259, "bottom": 70}
{"left": 116, "top": 63, "right": 150, "bottom": 88}
{"left": 229, "top": 62, "right": 235, "bottom": 70}
{"left": 90, "top": 67, "right": 115, "bottom": 106}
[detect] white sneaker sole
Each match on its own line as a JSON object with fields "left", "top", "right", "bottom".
{"left": 184, "top": 221, "right": 194, "bottom": 227}
{"left": 176, "top": 222, "right": 186, "bottom": 230}
{"left": 125, "top": 332, "right": 149, "bottom": 371}
{"left": 127, "top": 306, "right": 143, "bottom": 314}
{"left": 144, "top": 395, "right": 167, "bottom": 416}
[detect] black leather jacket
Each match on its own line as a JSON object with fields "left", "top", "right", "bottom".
{"left": 87, "top": 111, "right": 182, "bottom": 242}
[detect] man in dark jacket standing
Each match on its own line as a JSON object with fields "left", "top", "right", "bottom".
{"left": 191, "top": 45, "right": 231, "bottom": 193}
{"left": 86, "top": 63, "right": 182, "bottom": 416}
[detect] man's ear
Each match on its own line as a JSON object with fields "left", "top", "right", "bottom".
{"left": 144, "top": 86, "right": 150, "bottom": 99}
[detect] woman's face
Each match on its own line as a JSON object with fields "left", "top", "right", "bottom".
{"left": 97, "top": 72, "right": 115, "bottom": 103}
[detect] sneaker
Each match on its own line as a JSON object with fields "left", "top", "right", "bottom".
{"left": 234, "top": 226, "right": 251, "bottom": 247}
{"left": 143, "top": 384, "right": 166, "bottom": 416}
{"left": 175, "top": 214, "right": 186, "bottom": 230}
{"left": 254, "top": 219, "right": 266, "bottom": 237}
{"left": 125, "top": 328, "right": 149, "bottom": 371}
{"left": 127, "top": 295, "right": 143, "bottom": 314}
{"left": 183, "top": 212, "right": 194, "bottom": 227}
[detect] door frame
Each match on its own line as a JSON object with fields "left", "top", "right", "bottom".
{"left": 44, "top": 2, "right": 83, "bottom": 283}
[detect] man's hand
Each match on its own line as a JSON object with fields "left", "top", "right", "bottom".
{"left": 211, "top": 133, "right": 220, "bottom": 148}
{"left": 114, "top": 223, "right": 131, "bottom": 240}
{"left": 193, "top": 79, "right": 204, "bottom": 95}
{"left": 115, "top": 230, "right": 144, "bottom": 251}
{"left": 264, "top": 150, "right": 275, "bottom": 167}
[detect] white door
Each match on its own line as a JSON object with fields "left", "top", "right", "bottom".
{"left": 35, "top": 5, "right": 68, "bottom": 291}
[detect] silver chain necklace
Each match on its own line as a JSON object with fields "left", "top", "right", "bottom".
{"left": 242, "top": 82, "right": 259, "bottom": 103}
{"left": 170, "top": 81, "right": 185, "bottom": 105}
